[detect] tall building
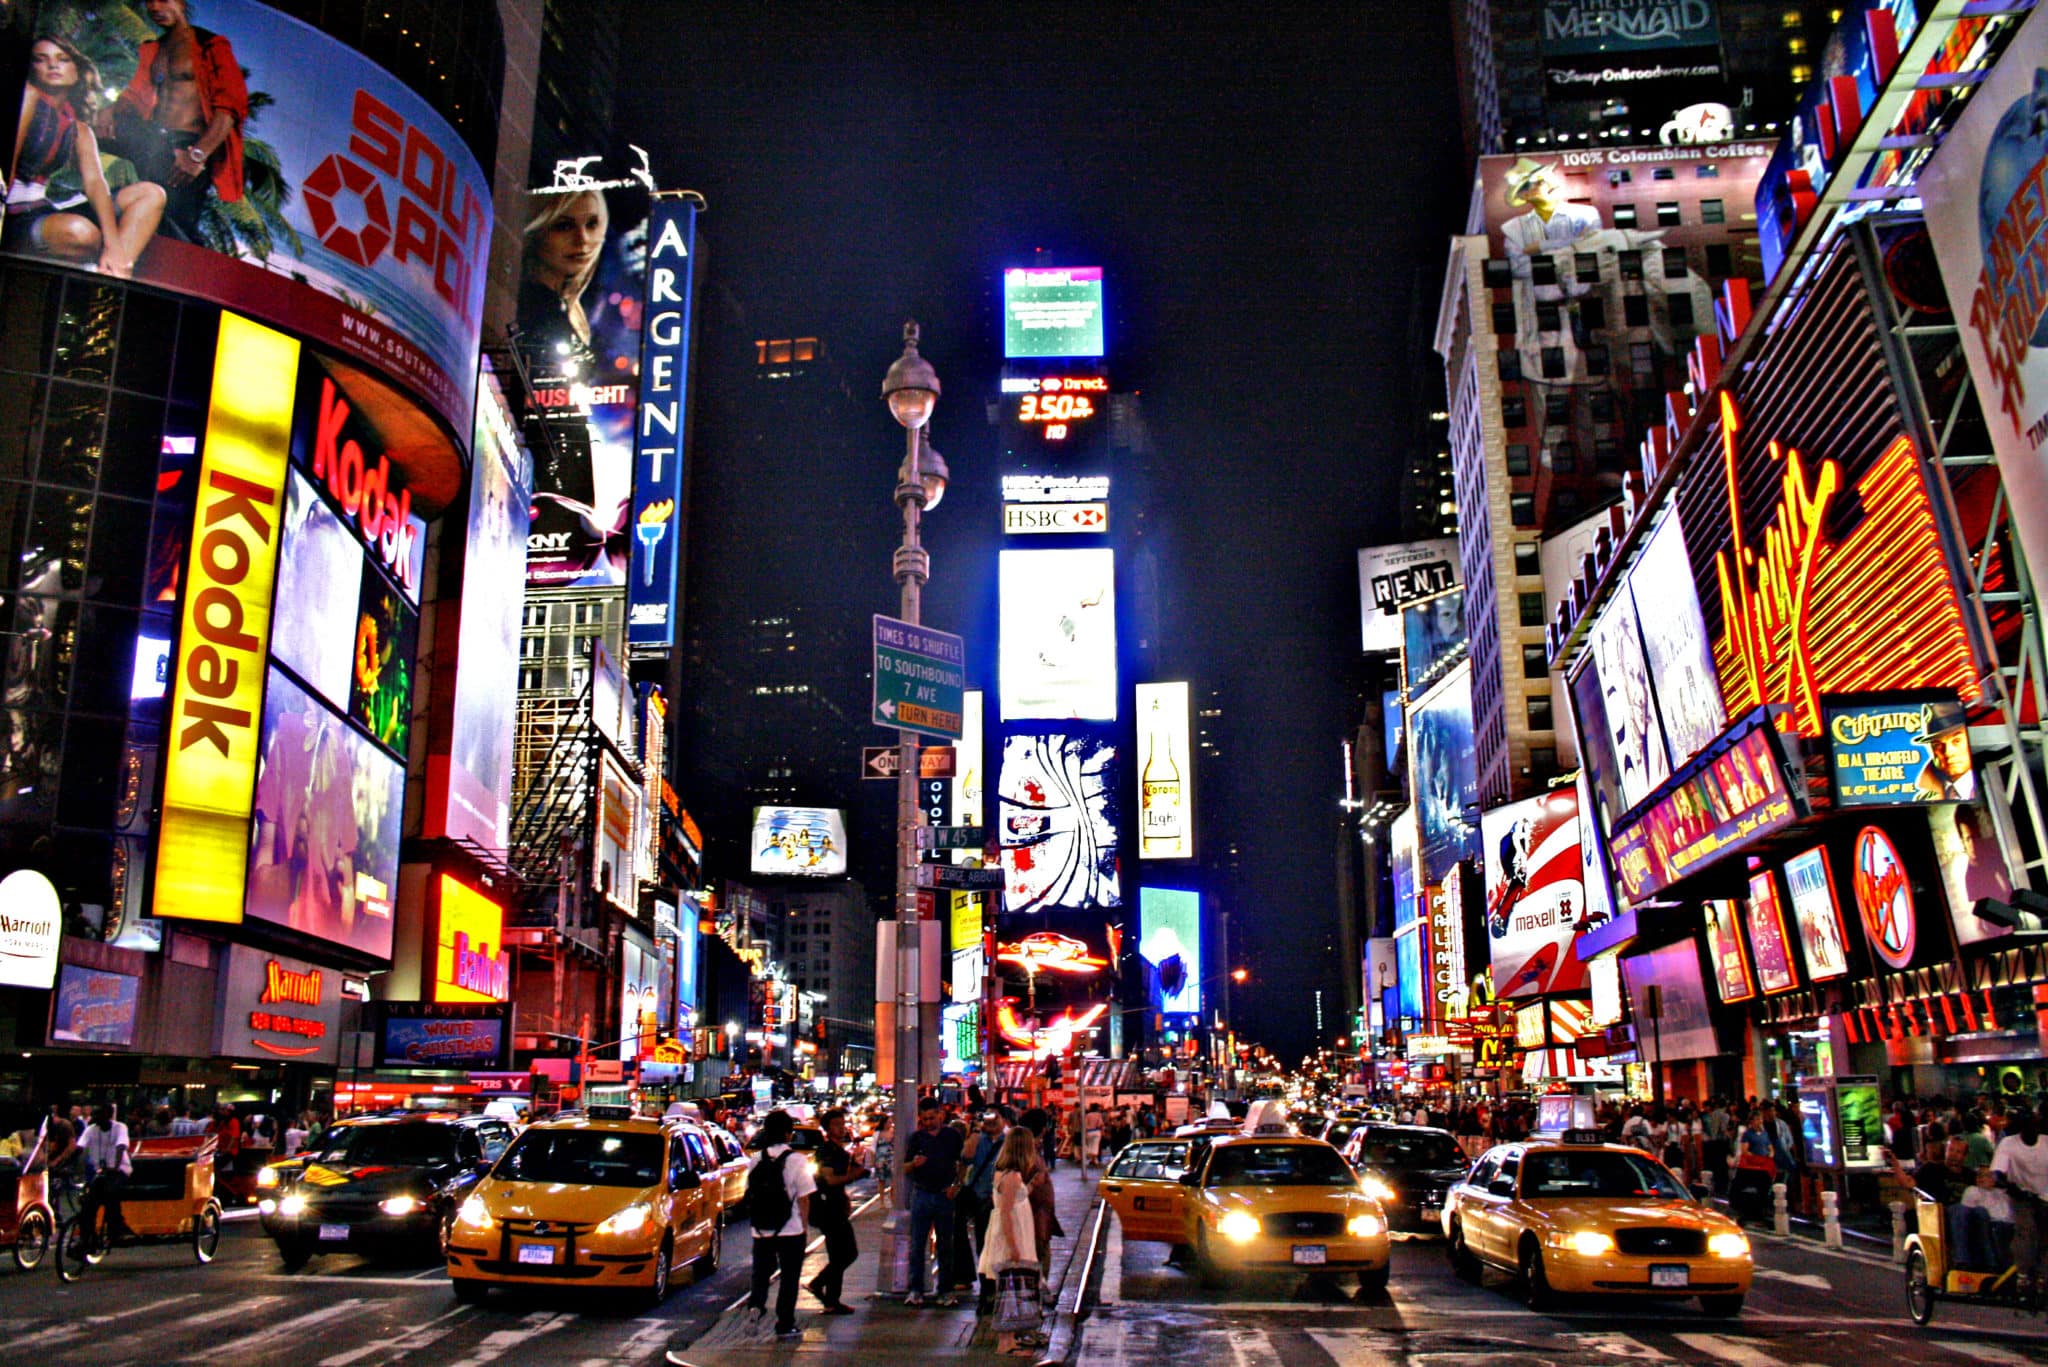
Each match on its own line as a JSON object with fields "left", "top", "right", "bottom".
{"left": 1435, "top": 139, "right": 1773, "bottom": 807}
{"left": 1451, "top": 1, "right": 1835, "bottom": 161}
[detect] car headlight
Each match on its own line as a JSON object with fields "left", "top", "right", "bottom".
{"left": 594, "top": 1204, "right": 652, "bottom": 1237}
{"left": 1217, "top": 1210, "right": 1261, "bottom": 1243}
{"left": 456, "top": 1196, "right": 494, "bottom": 1230}
{"left": 277, "top": 1192, "right": 309, "bottom": 1218}
{"left": 1347, "top": 1213, "right": 1386, "bottom": 1238}
{"left": 257, "top": 1165, "right": 280, "bottom": 1189}
{"left": 257, "top": 1198, "right": 277, "bottom": 1215}
{"left": 1708, "top": 1231, "right": 1750, "bottom": 1259}
{"left": 1359, "top": 1176, "right": 1397, "bottom": 1203}
{"left": 1565, "top": 1230, "right": 1615, "bottom": 1257}
{"left": 379, "top": 1195, "right": 420, "bottom": 1217}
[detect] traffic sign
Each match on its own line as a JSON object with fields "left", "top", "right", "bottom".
{"left": 912, "top": 864, "right": 1005, "bottom": 891}
{"left": 873, "top": 615, "right": 965, "bottom": 738}
{"left": 916, "top": 825, "right": 987, "bottom": 850}
{"left": 862, "top": 746, "right": 958, "bottom": 780}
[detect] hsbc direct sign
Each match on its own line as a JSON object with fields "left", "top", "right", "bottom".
{"left": 1003, "top": 503, "right": 1109, "bottom": 535}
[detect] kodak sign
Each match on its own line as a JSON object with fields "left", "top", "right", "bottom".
{"left": 154, "top": 315, "right": 299, "bottom": 923}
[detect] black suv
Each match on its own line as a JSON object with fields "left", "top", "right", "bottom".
{"left": 258, "top": 1113, "right": 515, "bottom": 1269}
{"left": 1337, "top": 1124, "right": 1471, "bottom": 1236}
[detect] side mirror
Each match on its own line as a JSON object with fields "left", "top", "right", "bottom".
{"left": 474, "top": 1159, "right": 495, "bottom": 1176}
{"left": 675, "top": 1169, "right": 702, "bottom": 1190}
{"left": 1487, "top": 1179, "right": 1516, "bottom": 1198}
{"left": 1690, "top": 1181, "right": 1713, "bottom": 1202}
{"left": 1179, "top": 1171, "right": 1201, "bottom": 1187}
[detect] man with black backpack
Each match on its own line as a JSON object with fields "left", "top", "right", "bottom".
{"left": 744, "top": 1109, "right": 817, "bottom": 1340}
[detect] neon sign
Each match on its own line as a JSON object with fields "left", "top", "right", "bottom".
{"left": 994, "top": 1001, "right": 1109, "bottom": 1059}
{"left": 1708, "top": 394, "right": 1978, "bottom": 736}
{"left": 1852, "top": 825, "right": 1917, "bottom": 969}
{"left": 995, "top": 931, "right": 1108, "bottom": 976}
{"left": 309, "top": 376, "right": 419, "bottom": 594}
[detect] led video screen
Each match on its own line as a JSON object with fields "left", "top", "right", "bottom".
{"left": 1139, "top": 887, "right": 1201, "bottom": 1017}
{"left": 999, "top": 731, "right": 1121, "bottom": 913}
{"left": 1000, "top": 548, "right": 1117, "bottom": 721}
{"left": 749, "top": 806, "right": 848, "bottom": 878}
{"left": 1003, "top": 266, "right": 1105, "bottom": 358}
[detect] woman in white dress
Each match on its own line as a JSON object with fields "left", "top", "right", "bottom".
{"left": 979, "top": 1127, "right": 1043, "bottom": 1356}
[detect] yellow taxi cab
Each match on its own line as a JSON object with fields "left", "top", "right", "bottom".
{"left": 444, "top": 1112, "right": 721, "bottom": 1306}
{"left": 1441, "top": 1131, "right": 1753, "bottom": 1316}
{"left": 1179, "top": 1104, "right": 1391, "bottom": 1292}
{"left": 1095, "top": 1137, "right": 1197, "bottom": 1243}
{"left": 695, "top": 1122, "right": 752, "bottom": 1222}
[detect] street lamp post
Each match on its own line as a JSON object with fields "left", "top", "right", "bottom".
{"left": 880, "top": 320, "right": 942, "bottom": 1296}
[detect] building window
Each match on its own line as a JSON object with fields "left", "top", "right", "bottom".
{"left": 1696, "top": 164, "right": 1720, "bottom": 179}
{"left": 1624, "top": 294, "right": 1650, "bottom": 327}
{"left": 1620, "top": 250, "right": 1644, "bottom": 281}
{"left": 1531, "top": 746, "right": 1559, "bottom": 773}
{"left": 1483, "top": 258, "right": 1513, "bottom": 289}
{"left": 1607, "top": 168, "right": 1633, "bottom": 186}
{"left": 1518, "top": 591, "right": 1546, "bottom": 626}
{"left": 1502, "top": 394, "right": 1527, "bottom": 426}
{"left": 1499, "top": 348, "right": 1523, "bottom": 382}
{"left": 1585, "top": 344, "right": 1609, "bottom": 376}
{"left": 1590, "top": 392, "right": 1616, "bottom": 422}
{"left": 1513, "top": 541, "right": 1540, "bottom": 577}
{"left": 1787, "top": 35, "right": 1808, "bottom": 55}
{"left": 1544, "top": 391, "right": 1570, "bottom": 423}
{"left": 1523, "top": 644, "right": 1550, "bottom": 678}
{"left": 1527, "top": 694, "right": 1555, "bottom": 730}
{"left": 1706, "top": 243, "right": 1733, "bottom": 276}
{"left": 1506, "top": 443, "right": 1532, "bottom": 476}
{"left": 1512, "top": 494, "right": 1537, "bottom": 527}
{"left": 1536, "top": 302, "right": 1562, "bottom": 332}
{"left": 1580, "top": 296, "right": 1606, "bottom": 330}
{"left": 1575, "top": 252, "right": 1600, "bottom": 281}
{"left": 1551, "top": 442, "right": 1577, "bottom": 473}
{"left": 1613, "top": 203, "right": 1639, "bottom": 229}
{"left": 1492, "top": 302, "right": 1518, "bottom": 335}
{"left": 1541, "top": 346, "right": 1566, "bottom": 379}
{"left": 1669, "top": 292, "right": 1696, "bottom": 328}
{"left": 1555, "top": 488, "right": 1582, "bottom": 514}
{"left": 1663, "top": 247, "right": 1689, "bottom": 278}
{"left": 1791, "top": 63, "right": 1813, "bottom": 84}
{"left": 1530, "top": 256, "right": 1558, "bottom": 287}
{"left": 1656, "top": 202, "right": 1682, "bottom": 227}
{"left": 1701, "top": 198, "right": 1726, "bottom": 225}
{"left": 1652, "top": 166, "right": 1675, "bottom": 181}
{"left": 1596, "top": 438, "right": 1622, "bottom": 469}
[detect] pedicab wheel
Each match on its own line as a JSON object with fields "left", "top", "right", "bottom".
{"left": 1905, "top": 1247, "right": 1935, "bottom": 1326}
{"left": 12, "top": 1209, "right": 52, "bottom": 1270}
{"left": 193, "top": 1202, "right": 222, "bottom": 1264}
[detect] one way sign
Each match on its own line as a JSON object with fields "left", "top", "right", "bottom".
{"left": 863, "top": 746, "right": 957, "bottom": 779}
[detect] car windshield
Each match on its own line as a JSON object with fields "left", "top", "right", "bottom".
{"left": 1109, "top": 1143, "right": 1191, "bottom": 1179}
{"left": 1205, "top": 1144, "right": 1353, "bottom": 1188}
{"left": 313, "top": 1124, "right": 459, "bottom": 1167}
{"left": 1520, "top": 1149, "right": 1689, "bottom": 1200}
{"left": 495, "top": 1129, "right": 664, "bottom": 1187}
{"left": 1356, "top": 1132, "right": 1466, "bottom": 1169}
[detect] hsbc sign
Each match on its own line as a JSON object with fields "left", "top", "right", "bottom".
{"left": 1004, "top": 503, "right": 1108, "bottom": 535}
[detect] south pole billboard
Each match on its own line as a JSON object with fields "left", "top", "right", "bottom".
{"left": 627, "top": 197, "right": 699, "bottom": 651}
{"left": 3, "top": 1, "right": 490, "bottom": 437}
{"left": 1921, "top": 2, "right": 2048, "bottom": 606}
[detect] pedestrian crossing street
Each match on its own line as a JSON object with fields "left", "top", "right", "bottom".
{"left": 1080, "top": 1307, "right": 2045, "bottom": 1366}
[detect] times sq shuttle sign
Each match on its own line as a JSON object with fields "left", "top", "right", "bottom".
{"left": 627, "top": 199, "right": 700, "bottom": 650}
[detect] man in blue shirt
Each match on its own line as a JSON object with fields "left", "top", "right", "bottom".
{"left": 903, "top": 1098, "right": 963, "bottom": 1306}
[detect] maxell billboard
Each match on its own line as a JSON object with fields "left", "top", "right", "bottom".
{"left": 1358, "top": 539, "right": 1458, "bottom": 654}
{"left": 627, "top": 198, "right": 699, "bottom": 651}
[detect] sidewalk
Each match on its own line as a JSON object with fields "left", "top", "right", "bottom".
{"left": 670, "top": 1156, "right": 1103, "bottom": 1362}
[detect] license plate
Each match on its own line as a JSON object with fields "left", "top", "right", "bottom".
{"left": 1650, "top": 1264, "right": 1689, "bottom": 1288}
{"left": 318, "top": 1224, "right": 349, "bottom": 1242}
{"left": 1421, "top": 1205, "right": 1441, "bottom": 1220}
{"left": 516, "top": 1243, "right": 557, "bottom": 1266}
{"left": 1292, "top": 1245, "right": 1327, "bottom": 1266}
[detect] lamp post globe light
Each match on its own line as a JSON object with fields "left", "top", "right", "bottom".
{"left": 880, "top": 320, "right": 940, "bottom": 1296}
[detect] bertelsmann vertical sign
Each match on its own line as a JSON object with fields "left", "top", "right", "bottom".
{"left": 628, "top": 197, "right": 699, "bottom": 651}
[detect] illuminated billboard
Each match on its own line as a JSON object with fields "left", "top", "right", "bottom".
{"left": 1481, "top": 789, "right": 1590, "bottom": 999}
{"left": 244, "top": 665, "right": 404, "bottom": 958}
{"left": 1744, "top": 867, "right": 1800, "bottom": 995}
{"left": 1704, "top": 899, "right": 1755, "bottom": 1004}
{"left": 2, "top": 1, "right": 490, "bottom": 436}
{"left": 999, "top": 731, "right": 1121, "bottom": 913}
{"left": 597, "top": 755, "right": 641, "bottom": 900}
{"left": 999, "top": 548, "right": 1117, "bottom": 721}
{"left": 1621, "top": 939, "right": 1719, "bottom": 1061}
{"left": 627, "top": 198, "right": 698, "bottom": 650}
{"left": 1824, "top": 695, "right": 1976, "bottom": 807}
{"left": 749, "top": 806, "right": 848, "bottom": 878}
{"left": 1139, "top": 887, "right": 1201, "bottom": 1018}
{"left": 1606, "top": 711, "right": 1802, "bottom": 906}
{"left": 425, "top": 365, "right": 531, "bottom": 850}
{"left": 1358, "top": 539, "right": 1459, "bottom": 654}
{"left": 433, "top": 875, "right": 509, "bottom": 1004}
{"left": 951, "top": 691, "right": 984, "bottom": 865}
{"left": 1932, "top": 798, "right": 2026, "bottom": 948}
{"left": 1402, "top": 590, "right": 1465, "bottom": 695}
{"left": 154, "top": 314, "right": 298, "bottom": 925}
{"left": 0, "top": 870, "right": 60, "bottom": 990}
{"left": 1003, "top": 266, "right": 1105, "bottom": 358}
{"left": 1390, "top": 810, "right": 1423, "bottom": 1022}
{"left": 271, "top": 470, "right": 363, "bottom": 707}
{"left": 1782, "top": 848, "right": 1851, "bottom": 984}
{"left": 1136, "top": 682, "right": 1192, "bottom": 860}
{"left": 1409, "top": 662, "right": 1480, "bottom": 885}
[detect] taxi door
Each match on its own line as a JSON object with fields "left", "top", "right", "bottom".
{"left": 1098, "top": 1142, "right": 1191, "bottom": 1243}
{"left": 672, "top": 1130, "right": 719, "bottom": 1259}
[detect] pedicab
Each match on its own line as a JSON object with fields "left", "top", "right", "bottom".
{"left": 0, "top": 1133, "right": 58, "bottom": 1269}
{"left": 1902, "top": 1188, "right": 2043, "bottom": 1326}
{"left": 55, "top": 1135, "right": 223, "bottom": 1281}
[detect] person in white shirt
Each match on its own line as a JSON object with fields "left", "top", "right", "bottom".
{"left": 744, "top": 1109, "right": 816, "bottom": 1339}
{"left": 1991, "top": 1105, "right": 2048, "bottom": 1294}
{"left": 80, "top": 1104, "right": 132, "bottom": 1243}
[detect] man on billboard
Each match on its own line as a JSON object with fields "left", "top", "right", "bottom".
{"left": 1500, "top": 157, "right": 1602, "bottom": 269}
{"left": 96, "top": 0, "right": 249, "bottom": 245}
{"left": 1913, "top": 701, "right": 1977, "bottom": 802}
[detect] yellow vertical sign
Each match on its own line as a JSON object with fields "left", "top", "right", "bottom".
{"left": 153, "top": 314, "right": 299, "bottom": 922}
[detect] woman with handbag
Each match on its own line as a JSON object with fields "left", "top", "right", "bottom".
{"left": 980, "top": 1127, "right": 1044, "bottom": 1357}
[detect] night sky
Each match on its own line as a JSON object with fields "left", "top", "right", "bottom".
{"left": 621, "top": 2, "right": 1467, "bottom": 1062}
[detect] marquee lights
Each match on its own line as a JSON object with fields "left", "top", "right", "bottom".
{"left": 994, "top": 1001, "right": 1110, "bottom": 1059}
{"left": 1709, "top": 394, "right": 1979, "bottom": 735}
{"left": 995, "top": 931, "right": 1108, "bottom": 976}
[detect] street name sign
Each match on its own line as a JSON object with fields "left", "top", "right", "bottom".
{"left": 915, "top": 825, "right": 987, "bottom": 850}
{"left": 873, "top": 615, "right": 965, "bottom": 738}
{"left": 912, "top": 864, "right": 1005, "bottom": 891}
{"left": 862, "top": 746, "right": 958, "bottom": 779}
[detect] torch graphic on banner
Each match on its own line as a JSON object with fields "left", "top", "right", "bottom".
{"left": 636, "top": 499, "right": 674, "bottom": 586}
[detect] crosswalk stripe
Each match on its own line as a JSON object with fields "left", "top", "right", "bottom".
{"left": 317, "top": 1303, "right": 476, "bottom": 1366}
{"left": 1304, "top": 1329, "right": 1402, "bottom": 1366}
{"left": 10, "top": 1293, "right": 204, "bottom": 1348}
{"left": 437, "top": 1309, "right": 576, "bottom": 1367}
{"left": 1573, "top": 1331, "right": 1670, "bottom": 1360}
{"left": 1228, "top": 1327, "right": 1289, "bottom": 1367}
{"left": 1674, "top": 1332, "right": 1825, "bottom": 1366}
{"left": 179, "top": 1299, "right": 365, "bottom": 1363}
{"left": 1934, "top": 1342, "right": 2041, "bottom": 1365}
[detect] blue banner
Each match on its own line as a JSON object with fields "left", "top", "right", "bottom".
{"left": 627, "top": 199, "right": 699, "bottom": 650}
{"left": 378, "top": 1011, "right": 507, "bottom": 1070}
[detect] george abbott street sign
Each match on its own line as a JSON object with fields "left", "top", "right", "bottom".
{"left": 873, "top": 615, "right": 965, "bottom": 739}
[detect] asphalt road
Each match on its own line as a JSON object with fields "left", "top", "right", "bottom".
{"left": 1083, "top": 1225, "right": 2047, "bottom": 1365}
{"left": 6, "top": 1199, "right": 2044, "bottom": 1365}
